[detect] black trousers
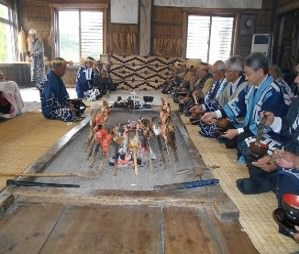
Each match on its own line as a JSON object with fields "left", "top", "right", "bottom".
{"left": 223, "top": 127, "right": 253, "bottom": 149}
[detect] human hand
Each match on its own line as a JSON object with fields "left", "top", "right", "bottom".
{"left": 221, "top": 129, "right": 239, "bottom": 140}
{"left": 273, "top": 149, "right": 298, "bottom": 168}
{"left": 201, "top": 112, "right": 217, "bottom": 124}
{"left": 190, "top": 105, "right": 201, "bottom": 113}
{"left": 252, "top": 155, "right": 277, "bottom": 172}
{"left": 260, "top": 111, "right": 275, "bottom": 126}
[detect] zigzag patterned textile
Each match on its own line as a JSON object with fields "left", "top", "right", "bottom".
{"left": 110, "top": 55, "right": 183, "bottom": 90}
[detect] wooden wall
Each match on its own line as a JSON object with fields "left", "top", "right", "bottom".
{"left": 273, "top": 0, "right": 299, "bottom": 71}
{"left": 16, "top": 0, "right": 275, "bottom": 61}
{"left": 107, "top": 24, "right": 139, "bottom": 55}
{"left": 18, "top": 0, "right": 52, "bottom": 60}
{"left": 233, "top": 0, "right": 273, "bottom": 58}
{"left": 6, "top": 0, "right": 294, "bottom": 86}
{"left": 152, "top": 7, "right": 184, "bottom": 57}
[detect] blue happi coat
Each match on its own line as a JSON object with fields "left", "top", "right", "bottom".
{"left": 197, "top": 79, "right": 226, "bottom": 138}
{"left": 198, "top": 77, "right": 247, "bottom": 138}
{"left": 222, "top": 75, "right": 289, "bottom": 135}
{"left": 76, "top": 67, "right": 94, "bottom": 98}
{"left": 203, "top": 78, "right": 224, "bottom": 110}
{"left": 243, "top": 96, "right": 298, "bottom": 156}
{"left": 273, "top": 97, "right": 299, "bottom": 202}
{"left": 39, "top": 70, "right": 76, "bottom": 121}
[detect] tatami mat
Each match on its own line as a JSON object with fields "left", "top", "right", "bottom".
{"left": 0, "top": 112, "right": 78, "bottom": 190}
{"left": 161, "top": 94, "right": 299, "bottom": 253}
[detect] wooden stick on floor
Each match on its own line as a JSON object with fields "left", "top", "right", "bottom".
{"left": 0, "top": 172, "right": 82, "bottom": 178}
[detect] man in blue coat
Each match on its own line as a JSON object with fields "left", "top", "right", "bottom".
{"left": 76, "top": 57, "right": 95, "bottom": 98}
{"left": 201, "top": 53, "right": 290, "bottom": 150}
{"left": 39, "top": 57, "right": 85, "bottom": 122}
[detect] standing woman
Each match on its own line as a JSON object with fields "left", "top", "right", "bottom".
{"left": 27, "top": 28, "right": 45, "bottom": 87}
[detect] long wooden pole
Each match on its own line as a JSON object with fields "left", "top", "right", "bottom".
{"left": 0, "top": 172, "right": 83, "bottom": 178}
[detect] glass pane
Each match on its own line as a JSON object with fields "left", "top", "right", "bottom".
{"left": 80, "top": 11, "right": 103, "bottom": 60}
{"left": 209, "top": 17, "right": 234, "bottom": 64}
{"left": 58, "top": 11, "right": 80, "bottom": 62}
{"left": 0, "top": 23, "right": 13, "bottom": 62}
{"left": 186, "top": 15, "right": 210, "bottom": 62}
{"left": 0, "top": 4, "right": 9, "bottom": 19}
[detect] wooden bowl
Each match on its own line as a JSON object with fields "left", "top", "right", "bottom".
{"left": 249, "top": 141, "right": 268, "bottom": 159}
{"left": 273, "top": 208, "right": 295, "bottom": 238}
{"left": 216, "top": 118, "right": 230, "bottom": 130}
{"left": 143, "top": 96, "right": 154, "bottom": 103}
{"left": 282, "top": 193, "right": 299, "bottom": 224}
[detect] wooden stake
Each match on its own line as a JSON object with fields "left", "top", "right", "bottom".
{"left": 133, "top": 150, "right": 138, "bottom": 175}
{"left": 99, "top": 154, "right": 106, "bottom": 175}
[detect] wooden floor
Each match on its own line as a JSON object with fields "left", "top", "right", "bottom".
{"left": 0, "top": 89, "right": 259, "bottom": 253}
{"left": 0, "top": 203, "right": 257, "bottom": 254}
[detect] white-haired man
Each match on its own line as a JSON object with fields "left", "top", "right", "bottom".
{"left": 27, "top": 28, "right": 45, "bottom": 87}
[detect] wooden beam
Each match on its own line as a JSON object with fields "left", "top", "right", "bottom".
{"left": 139, "top": 0, "right": 152, "bottom": 56}
{"left": 277, "top": 1, "right": 299, "bottom": 16}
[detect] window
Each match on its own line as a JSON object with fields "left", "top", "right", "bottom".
{"left": 57, "top": 10, "right": 103, "bottom": 63}
{"left": 0, "top": 3, "right": 15, "bottom": 62}
{"left": 186, "top": 15, "right": 234, "bottom": 64}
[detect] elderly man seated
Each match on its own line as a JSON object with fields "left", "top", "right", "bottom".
{"left": 0, "top": 70, "right": 24, "bottom": 119}
{"left": 39, "top": 58, "right": 85, "bottom": 122}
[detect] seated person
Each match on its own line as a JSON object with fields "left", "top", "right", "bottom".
{"left": 197, "top": 62, "right": 214, "bottom": 96}
{"left": 269, "top": 64, "right": 293, "bottom": 100}
{"left": 269, "top": 150, "right": 299, "bottom": 241}
{"left": 188, "top": 60, "right": 226, "bottom": 125}
{"left": 161, "top": 62, "right": 185, "bottom": 94}
{"left": 39, "top": 57, "right": 85, "bottom": 122}
{"left": 93, "top": 61, "right": 107, "bottom": 97}
{"left": 93, "top": 60, "right": 115, "bottom": 95}
{"left": 178, "top": 63, "right": 213, "bottom": 115}
{"left": 171, "top": 61, "right": 197, "bottom": 102}
{"left": 197, "top": 56, "right": 248, "bottom": 137}
{"left": 0, "top": 70, "right": 24, "bottom": 118}
{"left": 76, "top": 56, "right": 95, "bottom": 98}
{"left": 236, "top": 64, "right": 299, "bottom": 194}
{"left": 201, "top": 52, "right": 289, "bottom": 150}
{"left": 275, "top": 151, "right": 299, "bottom": 200}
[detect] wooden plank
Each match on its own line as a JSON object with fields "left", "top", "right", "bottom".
{"left": 13, "top": 185, "right": 227, "bottom": 208}
{"left": 163, "top": 206, "right": 257, "bottom": 254}
{"left": 0, "top": 203, "right": 63, "bottom": 254}
{"left": 39, "top": 205, "right": 161, "bottom": 254}
{"left": 205, "top": 208, "right": 259, "bottom": 254}
{"left": 153, "top": 0, "right": 262, "bottom": 9}
{"left": 164, "top": 206, "right": 219, "bottom": 254}
{"left": 139, "top": 0, "right": 152, "bottom": 56}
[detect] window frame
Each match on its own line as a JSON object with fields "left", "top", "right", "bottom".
{"left": 50, "top": 3, "right": 107, "bottom": 63}
{"left": 0, "top": 1, "right": 17, "bottom": 63}
{"left": 183, "top": 10, "right": 238, "bottom": 62}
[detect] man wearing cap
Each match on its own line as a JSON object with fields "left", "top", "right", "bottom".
{"left": 39, "top": 58, "right": 85, "bottom": 121}
{"left": 27, "top": 28, "right": 45, "bottom": 87}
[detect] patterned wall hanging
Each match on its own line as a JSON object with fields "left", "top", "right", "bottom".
{"left": 110, "top": 55, "right": 183, "bottom": 90}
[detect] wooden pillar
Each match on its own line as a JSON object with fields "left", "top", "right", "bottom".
{"left": 139, "top": 0, "right": 152, "bottom": 56}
